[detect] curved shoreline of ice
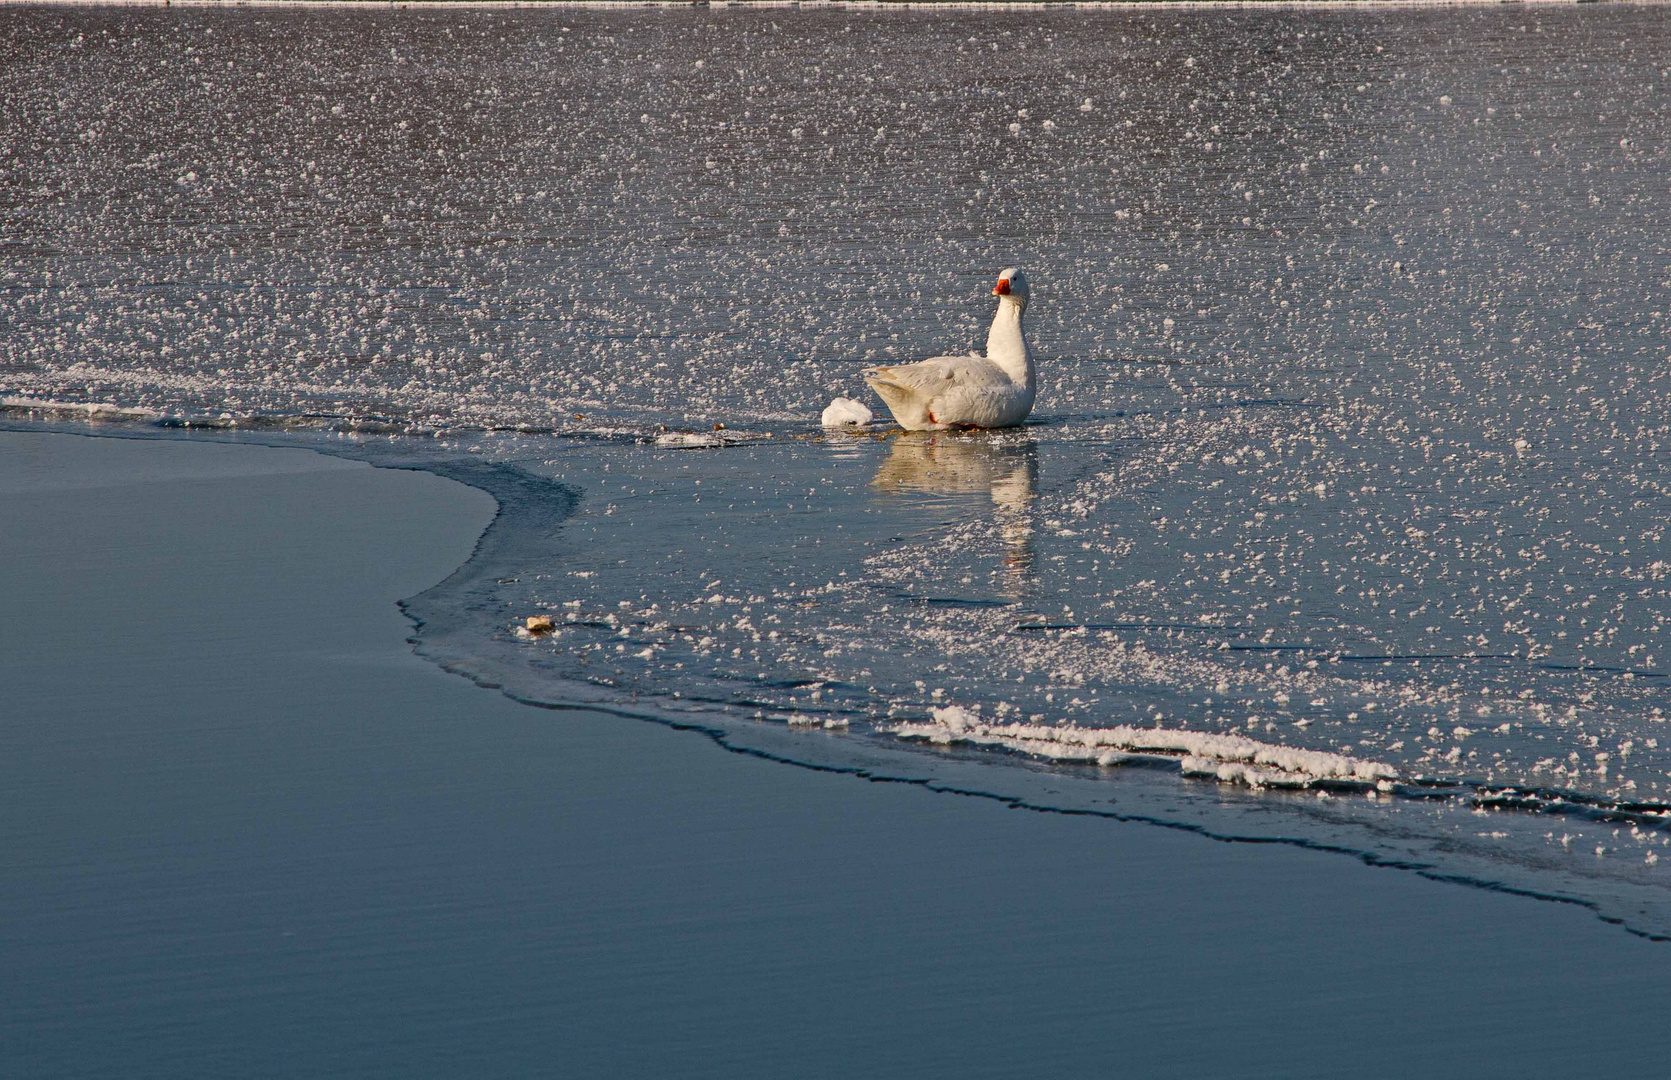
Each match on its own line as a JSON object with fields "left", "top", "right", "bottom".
{"left": 893, "top": 705, "right": 1398, "bottom": 789}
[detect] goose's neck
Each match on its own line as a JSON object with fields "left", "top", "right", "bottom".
{"left": 985, "top": 297, "right": 1034, "bottom": 389}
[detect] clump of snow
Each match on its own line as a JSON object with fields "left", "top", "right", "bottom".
{"left": 655, "top": 431, "right": 727, "bottom": 449}
{"left": 822, "top": 396, "right": 872, "bottom": 428}
{"left": 892, "top": 706, "right": 1397, "bottom": 789}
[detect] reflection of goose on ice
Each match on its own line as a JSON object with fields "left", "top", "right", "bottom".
{"left": 864, "top": 268, "right": 1037, "bottom": 431}
{"left": 872, "top": 432, "right": 1038, "bottom": 575}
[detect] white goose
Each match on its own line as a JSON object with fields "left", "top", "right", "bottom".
{"left": 864, "top": 268, "right": 1037, "bottom": 431}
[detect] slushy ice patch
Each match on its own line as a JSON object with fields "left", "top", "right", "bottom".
{"left": 369, "top": 431, "right": 1671, "bottom": 939}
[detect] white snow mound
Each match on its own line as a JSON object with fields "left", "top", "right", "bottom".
{"left": 821, "top": 396, "right": 872, "bottom": 428}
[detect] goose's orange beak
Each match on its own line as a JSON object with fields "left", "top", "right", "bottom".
{"left": 994, "top": 278, "right": 1011, "bottom": 296}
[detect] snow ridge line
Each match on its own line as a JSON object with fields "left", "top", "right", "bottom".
{"left": 892, "top": 704, "right": 1398, "bottom": 789}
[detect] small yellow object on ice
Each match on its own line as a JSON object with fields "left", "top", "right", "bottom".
{"left": 525, "top": 615, "right": 555, "bottom": 634}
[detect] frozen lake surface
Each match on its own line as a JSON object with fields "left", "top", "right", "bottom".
{"left": 4, "top": 4, "right": 1670, "bottom": 933}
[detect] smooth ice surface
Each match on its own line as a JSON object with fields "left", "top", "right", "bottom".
{"left": 3, "top": 5, "right": 1669, "bottom": 931}
{"left": 6, "top": 429, "right": 1671, "bottom": 1079}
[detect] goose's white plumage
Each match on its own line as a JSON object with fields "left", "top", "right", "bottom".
{"left": 864, "top": 268, "right": 1037, "bottom": 431}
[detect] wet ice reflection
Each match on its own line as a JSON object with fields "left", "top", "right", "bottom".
{"left": 873, "top": 432, "right": 1038, "bottom": 580}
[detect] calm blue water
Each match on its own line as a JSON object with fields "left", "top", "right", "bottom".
{"left": 14, "top": 430, "right": 1671, "bottom": 1079}
{"left": 4, "top": 3, "right": 1670, "bottom": 933}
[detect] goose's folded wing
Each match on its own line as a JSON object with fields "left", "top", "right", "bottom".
{"left": 864, "top": 355, "right": 1005, "bottom": 393}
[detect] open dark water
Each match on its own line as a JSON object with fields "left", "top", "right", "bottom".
{"left": 4, "top": 3, "right": 1670, "bottom": 933}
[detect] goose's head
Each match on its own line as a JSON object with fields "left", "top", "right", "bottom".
{"left": 992, "top": 267, "right": 1029, "bottom": 308}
